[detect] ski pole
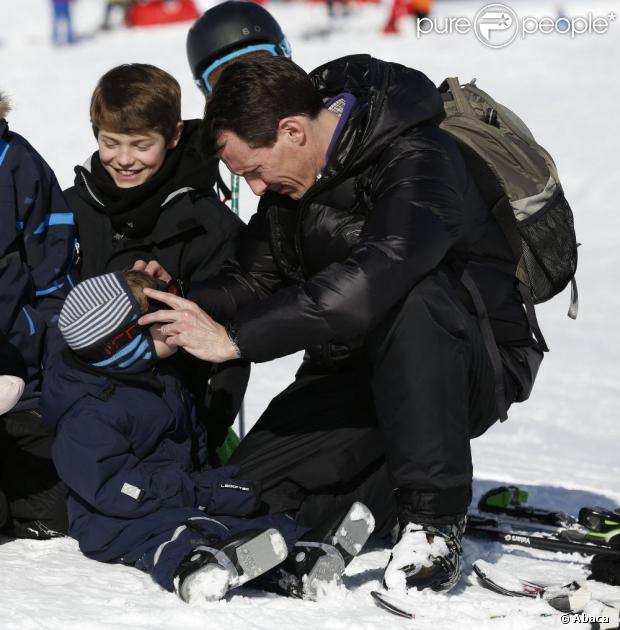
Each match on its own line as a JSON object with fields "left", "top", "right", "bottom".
{"left": 230, "top": 172, "right": 246, "bottom": 439}
{"left": 466, "top": 518, "right": 620, "bottom": 558}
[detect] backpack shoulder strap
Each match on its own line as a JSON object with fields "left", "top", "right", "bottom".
{"left": 439, "top": 77, "right": 477, "bottom": 117}
{"left": 459, "top": 268, "right": 508, "bottom": 421}
{"left": 492, "top": 195, "right": 550, "bottom": 353}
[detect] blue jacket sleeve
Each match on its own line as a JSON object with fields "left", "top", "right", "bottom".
{"left": 52, "top": 402, "right": 260, "bottom": 519}
{"left": 0, "top": 128, "right": 76, "bottom": 382}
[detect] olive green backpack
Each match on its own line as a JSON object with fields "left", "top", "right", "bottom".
{"left": 438, "top": 77, "right": 579, "bottom": 420}
{"left": 439, "top": 76, "right": 579, "bottom": 352}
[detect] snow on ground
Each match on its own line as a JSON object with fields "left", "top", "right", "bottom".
{"left": 1, "top": 0, "right": 619, "bottom": 628}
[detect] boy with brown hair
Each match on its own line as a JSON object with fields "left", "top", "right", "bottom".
{"left": 41, "top": 270, "right": 374, "bottom": 602}
{"left": 63, "top": 63, "right": 246, "bottom": 460}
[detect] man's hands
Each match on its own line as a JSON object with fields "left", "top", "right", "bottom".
{"left": 138, "top": 289, "right": 240, "bottom": 363}
{"left": 131, "top": 259, "right": 172, "bottom": 283}
{"left": 133, "top": 259, "right": 239, "bottom": 363}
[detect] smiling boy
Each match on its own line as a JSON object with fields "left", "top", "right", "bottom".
{"left": 91, "top": 69, "right": 183, "bottom": 189}
{"left": 96, "top": 127, "right": 178, "bottom": 187}
{"left": 63, "top": 64, "right": 248, "bottom": 457}
{"left": 64, "top": 63, "right": 228, "bottom": 280}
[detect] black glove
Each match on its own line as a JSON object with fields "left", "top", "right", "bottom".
{"left": 590, "top": 548, "right": 620, "bottom": 586}
{"left": 194, "top": 464, "right": 261, "bottom": 517}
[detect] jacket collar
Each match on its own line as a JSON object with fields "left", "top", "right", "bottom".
{"left": 309, "top": 55, "right": 444, "bottom": 179}
{"left": 74, "top": 162, "right": 206, "bottom": 245}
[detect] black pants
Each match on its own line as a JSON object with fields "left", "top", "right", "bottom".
{"left": 231, "top": 270, "right": 541, "bottom": 535}
{"left": 0, "top": 409, "right": 67, "bottom": 538}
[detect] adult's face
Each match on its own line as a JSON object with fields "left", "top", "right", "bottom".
{"left": 217, "top": 122, "right": 320, "bottom": 200}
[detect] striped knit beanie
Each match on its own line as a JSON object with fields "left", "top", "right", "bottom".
{"left": 58, "top": 272, "right": 156, "bottom": 373}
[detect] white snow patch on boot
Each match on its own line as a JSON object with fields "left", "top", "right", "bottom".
{"left": 349, "top": 502, "right": 376, "bottom": 531}
{"left": 269, "top": 530, "right": 288, "bottom": 562}
{"left": 183, "top": 564, "right": 231, "bottom": 603}
{"left": 384, "top": 523, "right": 449, "bottom": 593}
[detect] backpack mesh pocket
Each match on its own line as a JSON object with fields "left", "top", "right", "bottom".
{"left": 517, "top": 191, "right": 578, "bottom": 303}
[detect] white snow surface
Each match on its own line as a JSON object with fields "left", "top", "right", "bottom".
{"left": 1, "top": 0, "right": 620, "bottom": 627}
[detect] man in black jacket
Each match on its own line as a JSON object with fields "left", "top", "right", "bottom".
{"left": 140, "top": 55, "right": 543, "bottom": 593}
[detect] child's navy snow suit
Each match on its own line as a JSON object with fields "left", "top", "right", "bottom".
{"left": 41, "top": 342, "right": 305, "bottom": 591}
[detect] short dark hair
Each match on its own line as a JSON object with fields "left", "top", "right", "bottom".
{"left": 90, "top": 64, "right": 181, "bottom": 143}
{"left": 123, "top": 270, "right": 161, "bottom": 314}
{"left": 203, "top": 56, "right": 324, "bottom": 154}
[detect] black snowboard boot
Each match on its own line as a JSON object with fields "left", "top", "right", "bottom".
{"left": 382, "top": 516, "right": 466, "bottom": 593}
{"left": 253, "top": 501, "right": 375, "bottom": 599}
{"left": 174, "top": 528, "right": 288, "bottom": 603}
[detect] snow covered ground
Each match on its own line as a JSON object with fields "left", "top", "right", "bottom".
{"left": 1, "top": 0, "right": 619, "bottom": 627}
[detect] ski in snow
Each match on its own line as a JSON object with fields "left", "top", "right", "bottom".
{"left": 476, "top": 486, "right": 620, "bottom": 546}
{"left": 473, "top": 559, "right": 620, "bottom": 629}
{"left": 370, "top": 587, "right": 554, "bottom": 621}
{"left": 473, "top": 559, "right": 589, "bottom": 607}
{"left": 370, "top": 590, "right": 415, "bottom": 619}
{"left": 466, "top": 515, "right": 620, "bottom": 557}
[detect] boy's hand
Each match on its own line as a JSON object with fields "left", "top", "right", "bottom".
{"left": 138, "top": 289, "right": 240, "bottom": 363}
{"left": 131, "top": 259, "right": 172, "bottom": 283}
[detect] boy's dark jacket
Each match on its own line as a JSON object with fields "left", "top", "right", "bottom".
{"left": 62, "top": 120, "right": 236, "bottom": 286}
{"left": 0, "top": 114, "right": 76, "bottom": 408}
{"left": 41, "top": 339, "right": 259, "bottom": 563}
{"left": 62, "top": 121, "right": 246, "bottom": 445}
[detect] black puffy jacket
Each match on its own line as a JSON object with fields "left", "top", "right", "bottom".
{"left": 193, "top": 55, "right": 534, "bottom": 363}
{"left": 63, "top": 131, "right": 247, "bottom": 446}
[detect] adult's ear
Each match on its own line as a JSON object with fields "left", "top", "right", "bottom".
{"left": 277, "top": 116, "right": 307, "bottom": 145}
{"left": 168, "top": 121, "right": 184, "bottom": 149}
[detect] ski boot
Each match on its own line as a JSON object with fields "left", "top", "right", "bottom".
{"left": 174, "top": 528, "right": 288, "bottom": 603}
{"left": 254, "top": 501, "right": 375, "bottom": 599}
{"left": 383, "top": 516, "right": 466, "bottom": 593}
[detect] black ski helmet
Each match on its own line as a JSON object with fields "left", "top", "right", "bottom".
{"left": 187, "top": 1, "right": 291, "bottom": 94}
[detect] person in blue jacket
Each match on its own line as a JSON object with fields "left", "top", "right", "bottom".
{"left": 0, "top": 91, "right": 75, "bottom": 539}
{"left": 41, "top": 269, "right": 374, "bottom": 602}
{"left": 51, "top": 0, "right": 76, "bottom": 46}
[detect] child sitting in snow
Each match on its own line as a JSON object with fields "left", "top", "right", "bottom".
{"left": 42, "top": 270, "right": 374, "bottom": 602}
